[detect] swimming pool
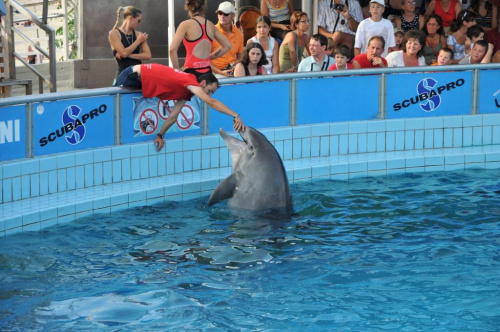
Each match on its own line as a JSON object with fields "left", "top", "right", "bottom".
{"left": 1, "top": 169, "right": 499, "bottom": 330}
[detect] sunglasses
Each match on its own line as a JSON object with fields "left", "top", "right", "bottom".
{"left": 217, "top": 12, "right": 231, "bottom": 16}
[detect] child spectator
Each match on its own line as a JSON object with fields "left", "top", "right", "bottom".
{"left": 447, "top": 10, "right": 477, "bottom": 63}
{"left": 326, "top": 37, "right": 336, "bottom": 56}
{"left": 465, "top": 24, "right": 485, "bottom": 55}
{"left": 433, "top": 47, "right": 454, "bottom": 65}
{"left": 328, "top": 44, "right": 354, "bottom": 69}
{"left": 234, "top": 42, "right": 269, "bottom": 76}
{"left": 394, "top": 0, "right": 424, "bottom": 32}
{"left": 392, "top": 28, "right": 405, "bottom": 51}
{"left": 248, "top": 16, "right": 280, "bottom": 74}
{"left": 459, "top": 39, "right": 494, "bottom": 63}
{"left": 354, "top": 0, "right": 396, "bottom": 57}
{"left": 352, "top": 35, "right": 388, "bottom": 68}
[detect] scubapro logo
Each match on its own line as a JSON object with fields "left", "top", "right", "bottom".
{"left": 39, "top": 104, "right": 107, "bottom": 147}
{"left": 393, "top": 77, "right": 465, "bottom": 112}
{"left": 63, "top": 105, "right": 86, "bottom": 144}
{"left": 417, "top": 78, "right": 441, "bottom": 112}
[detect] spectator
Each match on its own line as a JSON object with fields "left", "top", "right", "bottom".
{"left": 279, "top": 11, "right": 311, "bottom": 72}
{"left": 393, "top": 27, "right": 405, "bottom": 51}
{"left": 467, "top": 0, "right": 498, "bottom": 33}
{"left": 234, "top": 43, "right": 269, "bottom": 76}
{"left": 298, "top": 34, "right": 334, "bottom": 71}
{"left": 328, "top": 44, "right": 354, "bottom": 69}
{"left": 422, "top": 14, "right": 447, "bottom": 65}
{"left": 248, "top": 16, "right": 280, "bottom": 74}
{"left": 354, "top": 0, "right": 396, "bottom": 57}
{"left": 326, "top": 37, "right": 336, "bottom": 56}
{"left": 211, "top": 2, "right": 244, "bottom": 77}
{"left": 115, "top": 64, "right": 245, "bottom": 151}
{"left": 425, "top": 0, "right": 462, "bottom": 32}
{"left": 109, "top": 6, "right": 151, "bottom": 85}
{"left": 447, "top": 10, "right": 477, "bottom": 63}
{"left": 352, "top": 35, "right": 388, "bottom": 68}
{"left": 386, "top": 29, "right": 427, "bottom": 66}
{"left": 484, "top": 24, "right": 500, "bottom": 62}
{"left": 465, "top": 24, "right": 485, "bottom": 55}
{"left": 317, "top": 0, "right": 363, "bottom": 53}
{"left": 260, "top": 0, "right": 295, "bottom": 41}
{"left": 434, "top": 47, "right": 454, "bottom": 64}
{"left": 169, "top": 0, "right": 231, "bottom": 78}
{"left": 459, "top": 39, "right": 494, "bottom": 63}
{"left": 26, "top": 45, "right": 37, "bottom": 64}
{"left": 394, "top": 0, "right": 424, "bottom": 32}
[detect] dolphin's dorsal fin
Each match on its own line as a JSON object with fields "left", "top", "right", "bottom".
{"left": 207, "top": 173, "right": 238, "bottom": 206}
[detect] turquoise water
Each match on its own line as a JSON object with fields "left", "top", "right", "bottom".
{"left": 1, "top": 170, "right": 499, "bottom": 331}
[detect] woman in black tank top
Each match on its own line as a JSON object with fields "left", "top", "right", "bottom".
{"left": 109, "top": 6, "right": 151, "bottom": 85}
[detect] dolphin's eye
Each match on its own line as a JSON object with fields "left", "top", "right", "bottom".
{"left": 249, "top": 145, "right": 254, "bottom": 151}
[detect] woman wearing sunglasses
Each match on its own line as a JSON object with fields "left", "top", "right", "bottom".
{"left": 109, "top": 6, "right": 151, "bottom": 85}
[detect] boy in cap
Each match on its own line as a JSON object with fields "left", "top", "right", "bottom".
{"left": 211, "top": 1, "right": 244, "bottom": 77}
{"left": 354, "top": 0, "right": 395, "bottom": 57}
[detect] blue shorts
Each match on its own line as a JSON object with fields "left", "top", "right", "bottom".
{"left": 114, "top": 65, "right": 141, "bottom": 87}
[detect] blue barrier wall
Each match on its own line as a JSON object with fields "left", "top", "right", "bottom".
{"left": 1, "top": 66, "right": 500, "bottom": 163}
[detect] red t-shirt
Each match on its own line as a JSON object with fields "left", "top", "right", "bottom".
{"left": 351, "top": 53, "right": 388, "bottom": 68}
{"left": 140, "top": 64, "right": 200, "bottom": 100}
{"left": 328, "top": 63, "right": 354, "bottom": 70}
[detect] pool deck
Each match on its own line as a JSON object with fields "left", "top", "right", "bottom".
{"left": 1, "top": 143, "right": 500, "bottom": 237}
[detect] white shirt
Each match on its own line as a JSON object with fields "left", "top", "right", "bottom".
{"left": 298, "top": 55, "right": 335, "bottom": 72}
{"left": 386, "top": 50, "right": 427, "bottom": 67}
{"left": 354, "top": 18, "right": 396, "bottom": 57}
{"left": 317, "top": 0, "right": 364, "bottom": 36}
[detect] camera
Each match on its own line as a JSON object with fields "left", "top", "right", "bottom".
{"left": 334, "top": 3, "right": 345, "bottom": 11}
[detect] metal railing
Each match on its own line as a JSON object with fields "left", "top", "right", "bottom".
{"left": 4, "top": 0, "right": 57, "bottom": 93}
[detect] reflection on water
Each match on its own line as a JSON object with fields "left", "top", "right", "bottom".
{"left": 1, "top": 170, "right": 499, "bottom": 331}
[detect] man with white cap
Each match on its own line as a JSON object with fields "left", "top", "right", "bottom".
{"left": 354, "top": 0, "right": 395, "bottom": 57}
{"left": 211, "top": 1, "right": 244, "bottom": 77}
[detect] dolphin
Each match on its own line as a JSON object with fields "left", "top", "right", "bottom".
{"left": 208, "top": 127, "right": 293, "bottom": 215}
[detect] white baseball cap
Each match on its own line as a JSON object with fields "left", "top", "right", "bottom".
{"left": 216, "top": 2, "right": 236, "bottom": 14}
{"left": 370, "top": 0, "right": 385, "bottom": 6}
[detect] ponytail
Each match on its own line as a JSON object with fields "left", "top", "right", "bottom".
{"left": 113, "top": 7, "right": 124, "bottom": 30}
{"left": 112, "top": 6, "right": 142, "bottom": 30}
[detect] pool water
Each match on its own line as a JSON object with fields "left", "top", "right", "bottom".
{"left": 1, "top": 170, "right": 499, "bottom": 331}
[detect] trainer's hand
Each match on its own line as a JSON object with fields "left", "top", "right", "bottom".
{"left": 154, "top": 134, "right": 165, "bottom": 152}
{"left": 233, "top": 114, "right": 245, "bottom": 132}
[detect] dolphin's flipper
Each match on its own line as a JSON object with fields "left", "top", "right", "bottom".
{"left": 207, "top": 173, "right": 238, "bottom": 206}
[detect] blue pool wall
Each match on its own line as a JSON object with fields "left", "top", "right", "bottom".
{"left": 1, "top": 65, "right": 500, "bottom": 236}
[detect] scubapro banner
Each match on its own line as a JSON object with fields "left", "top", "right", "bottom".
{"left": 33, "top": 96, "right": 115, "bottom": 156}
{"left": 386, "top": 71, "right": 472, "bottom": 118}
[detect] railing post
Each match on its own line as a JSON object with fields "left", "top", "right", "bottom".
{"left": 471, "top": 69, "right": 479, "bottom": 115}
{"left": 290, "top": 78, "right": 297, "bottom": 126}
{"left": 114, "top": 93, "right": 122, "bottom": 145}
{"left": 26, "top": 102, "right": 33, "bottom": 158}
{"left": 379, "top": 73, "right": 386, "bottom": 120}
{"left": 202, "top": 99, "right": 209, "bottom": 135}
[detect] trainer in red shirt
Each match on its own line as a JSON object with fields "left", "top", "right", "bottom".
{"left": 123, "top": 64, "right": 245, "bottom": 151}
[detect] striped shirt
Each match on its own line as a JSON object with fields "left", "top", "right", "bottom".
{"left": 317, "top": 0, "right": 363, "bottom": 36}
{"left": 266, "top": 0, "right": 291, "bottom": 22}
